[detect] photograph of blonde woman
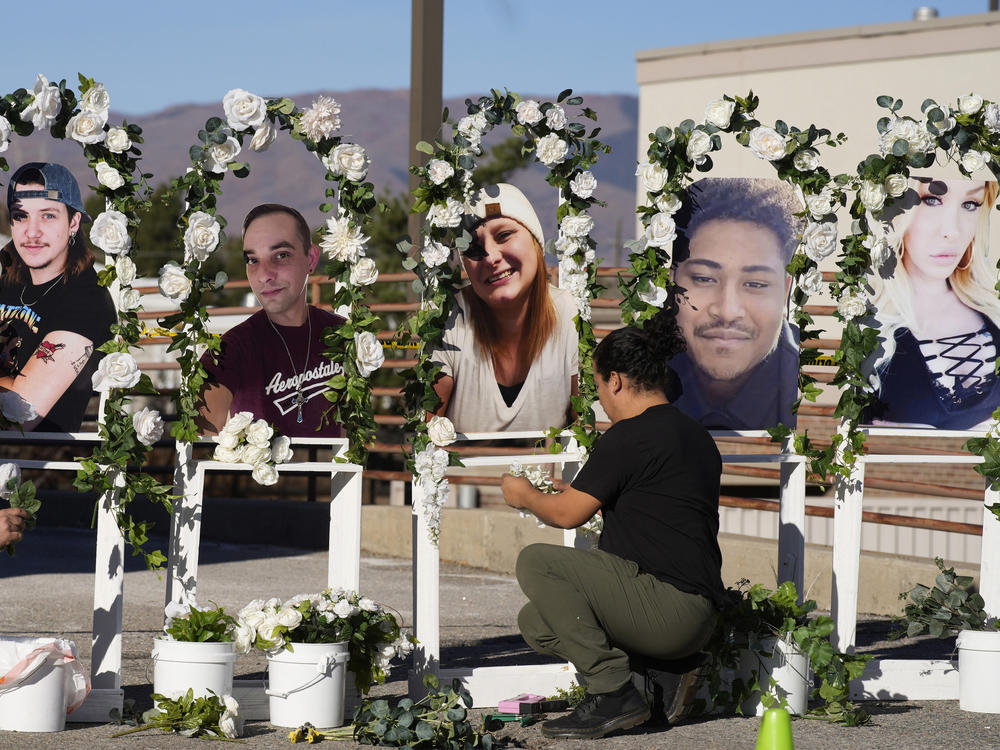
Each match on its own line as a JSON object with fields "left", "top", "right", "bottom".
{"left": 866, "top": 177, "right": 1000, "bottom": 429}
{"left": 429, "top": 183, "right": 579, "bottom": 434}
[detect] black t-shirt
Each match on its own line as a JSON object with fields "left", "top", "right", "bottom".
{"left": 572, "top": 403, "right": 727, "bottom": 607}
{"left": 0, "top": 265, "right": 116, "bottom": 431}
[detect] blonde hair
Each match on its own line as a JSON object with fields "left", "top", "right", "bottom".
{"left": 462, "top": 235, "right": 556, "bottom": 380}
{"left": 870, "top": 179, "right": 1000, "bottom": 387}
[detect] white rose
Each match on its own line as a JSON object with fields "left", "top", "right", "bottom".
{"left": 257, "top": 615, "right": 282, "bottom": 644}
{"left": 960, "top": 149, "right": 988, "bottom": 175}
{"left": 655, "top": 193, "right": 682, "bottom": 215}
{"left": 458, "top": 111, "right": 488, "bottom": 138}
{"left": 118, "top": 287, "right": 141, "bottom": 311}
{"left": 90, "top": 211, "right": 131, "bottom": 256}
{"left": 92, "top": 352, "right": 141, "bottom": 391}
{"left": 251, "top": 462, "right": 279, "bottom": 486}
{"left": 804, "top": 190, "right": 835, "bottom": 220}
{"left": 245, "top": 419, "right": 274, "bottom": 447}
{"left": 0, "top": 463, "right": 21, "bottom": 499}
{"left": 686, "top": 129, "right": 712, "bottom": 165}
{"left": 20, "top": 74, "right": 61, "bottom": 130}
{"left": 223, "top": 88, "right": 267, "bottom": 131}
{"left": 427, "top": 197, "right": 463, "bottom": 229}
{"left": 704, "top": 98, "right": 736, "bottom": 129}
{"left": 213, "top": 444, "right": 242, "bottom": 463}
{"left": 202, "top": 134, "right": 241, "bottom": 173}
{"left": 545, "top": 105, "right": 567, "bottom": 131}
{"left": 234, "top": 623, "right": 256, "bottom": 654}
{"left": 569, "top": 170, "right": 597, "bottom": 200}
{"left": 218, "top": 430, "right": 240, "bottom": 450}
{"left": 276, "top": 606, "right": 303, "bottom": 629}
{"left": 637, "top": 281, "right": 668, "bottom": 308}
{"left": 358, "top": 597, "right": 378, "bottom": 612}
{"left": 958, "top": 94, "right": 984, "bottom": 115}
{"left": 67, "top": 109, "right": 107, "bottom": 145}
{"left": 106, "top": 127, "right": 131, "bottom": 154}
{"left": 985, "top": 103, "right": 1000, "bottom": 134}
{"left": 879, "top": 118, "right": 934, "bottom": 157}
{"left": 515, "top": 99, "right": 543, "bottom": 126}
{"left": 240, "top": 443, "right": 271, "bottom": 468}
{"left": 635, "top": 162, "right": 668, "bottom": 193}
{"left": 426, "top": 159, "right": 455, "bottom": 186}
{"left": 354, "top": 331, "right": 385, "bottom": 377}
{"left": 80, "top": 83, "right": 110, "bottom": 115}
{"left": 321, "top": 215, "right": 368, "bottom": 263}
{"left": 535, "top": 133, "right": 568, "bottom": 166}
{"left": 0, "top": 116, "right": 11, "bottom": 153}
{"left": 132, "top": 407, "right": 164, "bottom": 447}
{"left": 1, "top": 390, "right": 37, "bottom": 425}
{"left": 793, "top": 149, "right": 820, "bottom": 172}
{"left": 325, "top": 143, "right": 369, "bottom": 182}
{"left": 748, "top": 126, "right": 788, "bottom": 161}
{"left": 184, "top": 211, "right": 221, "bottom": 261}
{"left": 332, "top": 599, "right": 354, "bottom": 619}
{"left": 645, "top": 212, "right": 677, "bottom": 248}
{"left": 859, "top": 180, "right": 886, "bottom": 212}
{"left": 554, "top": 236, "right": 581, "bottom": 257}
{"left": 560, "top": 213, "right": 594, "bottom": 239}
{"left": 884, "top": 174, "right": 908, "bottom": 198}
{"left": 799, "top": 267, "right": 824, "bottom": 296}
{"left": 802, "top": 221, "right": 838, "bottom": 262}
{"left": 95, "top": 162, "right": 124, "bottom": 190}
{"left": 115, "top": 256, "right": 136, "bottom": 286}
{"left": 350, "top": 257, "right": 379, "bottom": 286}
{"left": 838, "top": 294, "right": 867, "bottom": 321}
{"left": 249, "top": 119, "right": 277, "bottom": 152}
{"left": 427, "top": 415, "right": 457, "bottom": 447}
{"left": 864, "top": 234, "right": 892, "bottom": 268}
{"left": 158, "top": 262, "right": 192, "bottom": 301}
{"left": 421, "top": 239, "right": 451, "bottom": 268}
{"left": 270, "top": 435, "right": 293, "bottom": 464}
{"left": 224, "top": 411, "right": 254, "bottom": 434}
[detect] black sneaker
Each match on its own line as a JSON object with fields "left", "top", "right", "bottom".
{"left": 539, "top": 682, "right": 651, "bottom": 739}
{"left": 632, "top": 652, "right": 709, "bottom": 726}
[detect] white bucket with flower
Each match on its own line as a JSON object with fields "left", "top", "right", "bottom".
{"left": 152, "top": 603, "right": 238, "bottom": 703}
{"left": 237, "top": 589, "right": 415, "bottom": 727}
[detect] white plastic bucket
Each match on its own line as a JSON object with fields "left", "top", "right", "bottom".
{"left": 738, "top": 637, "right": 811, "bottom": 716}
{"left": 957, "top": 629, "right": 1000, "bottom": 713}
{"left": 0, "top": 637, "right": 89, "bottom": 732}
{"left": 152, "top": 639, "right": 238, "bottom": 702}
{"left": 266, "top": 641, "right": 349, "bottom": 729}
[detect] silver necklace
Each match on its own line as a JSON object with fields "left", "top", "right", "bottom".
{"left": 19, "top": 276, "right": 62, "bottom": 307}
{"left": 268, "top": 310, "right": 312, "bottom": 423}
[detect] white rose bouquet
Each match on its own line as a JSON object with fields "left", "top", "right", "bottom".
{"left": 236, "top": 588, "right": 414, "bottom": 694}
{"left": 213, "top": 412, "right": 292, "bottom": 486}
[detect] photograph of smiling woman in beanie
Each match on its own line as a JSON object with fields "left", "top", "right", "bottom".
{"left": 429, "top": 183, "right": 578, "bottom": 433}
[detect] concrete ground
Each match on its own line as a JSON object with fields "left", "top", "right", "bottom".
{"left": 1, "top": 527, "right": 998, "bottom": 749}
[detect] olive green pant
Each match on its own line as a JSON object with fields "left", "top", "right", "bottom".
{"left": 516, "top": 543, "right": 717, "bottom": 694}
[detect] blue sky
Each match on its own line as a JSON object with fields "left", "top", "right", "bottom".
{"left": 2, "top": 0, "right": 992, "bottom": 114}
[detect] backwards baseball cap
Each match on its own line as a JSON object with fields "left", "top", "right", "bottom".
{"left": 462, "top": 183, "right": 544, "bottom": 257}
{"left": 6, "top": 162, "right": 92, "bottom": 223}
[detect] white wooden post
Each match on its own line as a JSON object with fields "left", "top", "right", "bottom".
{"left": 165, "top": 442, "right": 203, "bottom": 608}
{"left": 411, "top": 480, "right": 440, "bottom": 674}
{"left": 329, "top": 468, "right": 362, "bottom": 592}
{"left": 832, "top": 459, "right": 865, "bottom": 653}
{"left": 777, "top": 437, "right": 806, "bottom": 598}
{"left": 981, "top": 482, "right": 1000, "bottom": 619}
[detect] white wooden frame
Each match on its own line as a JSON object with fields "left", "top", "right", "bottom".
{"left": 832, "top": 426, "right": 994, "bottom": 701}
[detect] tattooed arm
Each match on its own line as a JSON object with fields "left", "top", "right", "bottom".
{"left": 0, "top": 330, "right": 95, "bottom": 430}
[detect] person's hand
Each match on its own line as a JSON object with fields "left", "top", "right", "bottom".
{"left": 0, "top": 507, "right": 29, "bottom": 547}
{"left": 501, "top": 474, "right": 533, "bottom": 510}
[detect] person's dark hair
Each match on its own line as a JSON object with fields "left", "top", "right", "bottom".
{"left": 672, "top": 177, "right": 803, "bottom": 267}
{"left": 594, "top": 301, "right": 686, "bottom": 401}
{"left": 242, "top": 203, "right": 313, "bottom": 254}
{"left": 2, "top": 167, "right": 93, "bottom": 286}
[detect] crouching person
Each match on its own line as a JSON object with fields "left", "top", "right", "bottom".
{"left": 501, "top": 310, "right": 727, "bottom": 740}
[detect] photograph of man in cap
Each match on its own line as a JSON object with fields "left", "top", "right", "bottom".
{"left": 196, "top": 203, "right": 345, "bottom": 437}
{"left": 0, "top": 162, "right": 116, "bottom": 432}
{"left": 669, "top": 177, "right": 802, "bottom": 430}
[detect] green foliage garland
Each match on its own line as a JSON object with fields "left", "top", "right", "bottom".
{"left": 164, "top": 91, "right": 379, "bottom": 464}
{"left": 1, "top": 73, "right": 173, "bottom": 570}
